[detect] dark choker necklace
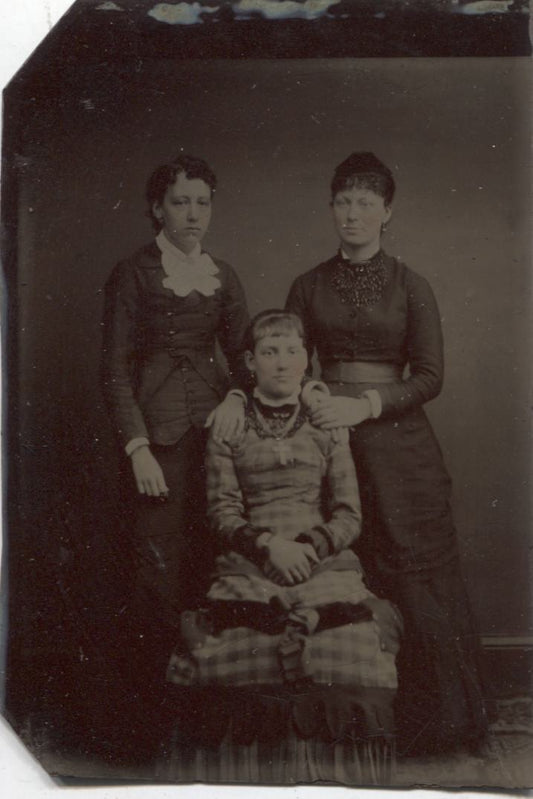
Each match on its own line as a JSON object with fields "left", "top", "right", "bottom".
{"left": 253, "top": 398, "right": 299, "bottom": 419}
{"left": 330, "top": 249, "right": 388, "bottom": 308}
{"left": 246, "top": 400, "right": 307, "bottom": 445}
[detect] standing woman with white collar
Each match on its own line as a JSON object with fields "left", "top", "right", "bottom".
{"left": 101, "top": 156, "right": 249, "bottom": 719}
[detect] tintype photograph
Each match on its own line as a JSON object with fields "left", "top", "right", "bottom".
{"left": 1, "top": 0, "right": 532, "bottom": 791}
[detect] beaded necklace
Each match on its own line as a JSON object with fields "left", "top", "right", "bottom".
{"left": 330, "top": 249, "right": 388, "bottom": 308}
{"left": 246, "top": 400, "right": 307, "bottom": 466}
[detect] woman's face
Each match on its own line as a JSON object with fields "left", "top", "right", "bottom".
{"left": 332, "top": 185, "right": 391, "bottom": 256}
{"left": 153, "top": 172, "right": 212, "bottom": 254}
{"left": 246, "top": 331, "right": 308, "bottom": 400}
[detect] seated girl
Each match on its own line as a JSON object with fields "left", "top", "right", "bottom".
{"left": 164, "top": 311, "right": 403, "bottom": 785}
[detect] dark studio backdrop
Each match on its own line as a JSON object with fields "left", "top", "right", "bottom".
{"left": 2, "top": 50, "right": 531, "bottom": 740}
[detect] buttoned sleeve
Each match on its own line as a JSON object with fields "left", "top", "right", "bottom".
{"left": 101, "top": 260, "right": 148, "bottom": 446}
{"left": 376, "top": 269, "right": 444, "bottom": 416}
{"left": 216, "top": 263, "right": 250, "bottom": 387}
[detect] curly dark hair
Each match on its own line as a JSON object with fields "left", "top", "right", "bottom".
{"left": 330, "top": 152, "right": 395, "bottom": 206}
{"left": 146, "top": 154, "right": 217, "bottom": 231}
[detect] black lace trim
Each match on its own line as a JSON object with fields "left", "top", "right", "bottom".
{"left": 245, "top": 400, "right": 308, "bottom": 440}
{"left": 330, "top": 249, "right": 388, "bottom": 308}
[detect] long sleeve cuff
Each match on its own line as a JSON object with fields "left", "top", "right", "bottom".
{"left": 301, "top": 380, "right": 329, "bottom": 407}
{"left": 125, "top": 437, "right": 150, "bottom": 456}
{"left": 296, "top": 527, "right": 334, "bottom": 559}
{"left": 228, "top": 525, "right": 272, "bottom": 565}
{"left": 227, "top": 389, "right": 247, "bottom": 403}
{"left": 361, "top": 389, "right": 382, "bottom": 419}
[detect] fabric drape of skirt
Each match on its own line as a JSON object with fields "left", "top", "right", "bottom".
{"left": 328, "top": 380, "right": 490, "bottom": 755}
{"left": 157, "top": 728, "right": 395, "bottom": 785}
{"left": 161, "top": 555, "right": 402, "bottom": 784}
{"left": 157, "top": 685, "right": 397, "bottom": 785}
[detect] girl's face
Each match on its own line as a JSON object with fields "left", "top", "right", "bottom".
{"left": 245, "top": 331, "right": 308, "bottom": 400}
{"left": 332, "top": 185, "right": 391, "bottom": 256}
{"left": 153, "top": 172, "right": 212, "bottom": 254}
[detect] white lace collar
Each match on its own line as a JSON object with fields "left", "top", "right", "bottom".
{"left": 156, "top": 231, "right": 220, "bottom": 297}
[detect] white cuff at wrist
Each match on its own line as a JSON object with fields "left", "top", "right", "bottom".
{"left": 227, "top": 389, "right": 247, "bottom": 404}
{"left": 125, "top": 437, "right": 150, "bottom": 456}
{"left": 255, "top": 532, "right": 274, "bottom": 554}
{"left": 301, "top": 380, "right": 330, "bottom": 405}
{"left": 362, "top": 389, "right": 382, "bottom": 419}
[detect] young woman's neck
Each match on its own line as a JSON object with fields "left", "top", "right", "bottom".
{"left": 341, "top": 241, "right": 381, "bottom": 263}
{"left": 253, "top": 387, "right": 301, "bottom": 406}
{"left": 161, "top": 229, "right": 198, "bottom": 256}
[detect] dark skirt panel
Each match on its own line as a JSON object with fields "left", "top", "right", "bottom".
{"left": 172, "top": 684, "right": 397, "bottom": 748}
{"left": 327, "top": 381, "right": 489, "bottom": 754}
{"left": 350, "top": 405, "right": 458, "bottom": 575}
{"left": 117, "top": 427, "right": 213, "bottom": 697}
{"left": 380, "top": 558, "right": 489, "bottom": 756}
{"left": 131, "top": 426, "right": 213, "bottom": 621}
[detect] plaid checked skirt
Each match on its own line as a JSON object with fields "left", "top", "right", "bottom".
{"left": 163, "top": 551, "right": 401, "bottom": 783}
{"left": 168, "top": 551, "right": 399, "bottom": 690}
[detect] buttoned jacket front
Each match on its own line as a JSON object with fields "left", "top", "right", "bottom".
{"left": 101, "top": 241, "right": 250, "bottom": 447}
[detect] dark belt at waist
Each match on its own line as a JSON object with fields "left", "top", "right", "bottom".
{"left": 322, "top": 361, "right": 401, "bottom": 384}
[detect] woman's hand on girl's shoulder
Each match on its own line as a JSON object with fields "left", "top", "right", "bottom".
{"left": 205, "top": 392, "right": 247, "bottom": 443}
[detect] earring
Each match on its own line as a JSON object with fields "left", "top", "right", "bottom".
{"left": 381, "top": 223, "right": 388, "bottom": 234}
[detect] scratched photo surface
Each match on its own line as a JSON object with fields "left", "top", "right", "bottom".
{"left": 1, "top": 0, "right": 532, "bottom": 790}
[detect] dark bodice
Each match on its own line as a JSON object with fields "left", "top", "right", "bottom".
{"left": 286, "top": 252, "right": 444, "bottom": 416}
{"left": 102, "top": 241, "right": 249, "bottom": 445}
{"left": 124, "top": 253, "right": 232, "bottom": 360}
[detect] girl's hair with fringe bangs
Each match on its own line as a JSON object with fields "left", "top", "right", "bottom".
{"left": 244, "top": 310, "right": 305, "bottom": 352}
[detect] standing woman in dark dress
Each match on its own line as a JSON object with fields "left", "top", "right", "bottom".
{"left": 101, "top": 155, "right": 249, "bottom": 751}
{"left": 286, "top": 152, "right": 489, "bottom": 757}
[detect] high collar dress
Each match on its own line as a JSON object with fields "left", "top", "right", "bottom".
{"left": 286, "top": 249, "right": 490, "bottom": 756}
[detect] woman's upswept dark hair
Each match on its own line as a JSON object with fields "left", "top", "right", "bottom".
{"left": 244, "top": 310, "right": 305, "bottom": 353}
{"left": 331, "top": 152, "right": 395, "bottom": 206}
{"left": 146, "top": 154, "right": 217, "bottom": 231}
